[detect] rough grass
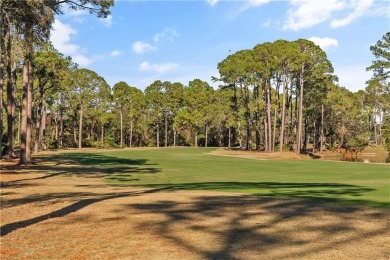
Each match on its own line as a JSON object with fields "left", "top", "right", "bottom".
{"left": 48, "top": 147, "right": 390, "bottom": 209}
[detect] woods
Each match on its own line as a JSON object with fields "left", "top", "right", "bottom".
{"left": 0, "top": 1, "right": 389, "bottom": 163}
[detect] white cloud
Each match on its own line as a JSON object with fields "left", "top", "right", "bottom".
{"left": 248, "top": 0, "right": 271, "bottom": 7}
{"left": 139, "top": 61, "right": 179, "bottom": 74}
{"left": 153, "top": 28, "right": 180, "bottom": 43}
{"left": 51, "top": 19, "right": 79, "bottom": 54}
{"left": 51, "top": 19, "right": 94, "bottom": 67}
{"left": 238, "top": 0, "right": 270, "bottom": 15}
{"left": 100, "top": 15, "right": 113, "bottom": 27}
{"left": 283, "top": 0, "right": 346, "bottom": 31}
{"left": 309, "top": 37, "right": 338, "bottom": 50}
{"left": 72, "top": 54, "right": 94, "bottom": 66}
{"left": 207, "top": 0, "right": 218, "bottom": 7}
{"left": 132, "top": 41, "right": 157, "bottom": 54}
{"left": 330, "top": 0, "right": 374, "bottom": 28}
{"left": 334, "top": 64, "right": 371, "bottom": 92}
{"left": 110, "top": 50, "right": 123, "bottom": 57}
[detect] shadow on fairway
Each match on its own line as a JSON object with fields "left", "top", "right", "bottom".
{"left": 0, "top": 188, "right": 168, "bottom": 237}
{"left": 1, "top": 152, "right": 160, "bottom": 184}
{"left": 34, "top": 152, "right": 152, "bottom": 166}
{"left": 128, "top": 194, "right": 388, "bottom": 259}
{"left": 138, "top": 182, "right": 388, "bottom": 209}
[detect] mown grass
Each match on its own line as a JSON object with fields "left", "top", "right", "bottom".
{"left": 57, "top": 148, "right": 390, "bottom": 209}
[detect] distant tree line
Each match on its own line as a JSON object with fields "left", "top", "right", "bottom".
{"left": 0, "top": 1, "right": 389, "bottom": 163}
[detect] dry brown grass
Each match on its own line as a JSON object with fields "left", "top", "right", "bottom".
{"left": 1, "top": 155, "right": 389, "bottom": 259}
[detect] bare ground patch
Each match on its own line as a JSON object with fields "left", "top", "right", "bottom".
{"left": 209, "top": 148, "right": 308, "bottom": 160}
{"left": 1, "top": 156, "right": 389, "bottom": 259}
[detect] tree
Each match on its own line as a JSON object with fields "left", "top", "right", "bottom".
{"left": 71, "top": 69, "right": 109, "bottom": 149}
{"left": 366, "top": 32, "right": 390, "bottom": 146}
{"left": 145, "top": 81, "right": 164, "bottom": 147}
{"left": 33, "top": 48, "right": 71, "bottom": 153}
{"left": 127, "top": 86, "right": 144, "bottom": 147}
{"left": 113, "top": 81, "right": 131, "bottom": 148}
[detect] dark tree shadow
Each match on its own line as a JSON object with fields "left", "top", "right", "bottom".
{"left": 127, "top": 194, "right": 389, "bottom": 259}
{"left": 133, "top": 182, "right": 387, "bottom": 208}
{"left": 0, "top": 188, "right": 167, "bottom": 237}
{"left": 1, "top": 152, "right": 160, "bottom": 184}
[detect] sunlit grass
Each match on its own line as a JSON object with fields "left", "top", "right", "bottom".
{"left": 56, "top": 148, "right": 390, "bottom": 208}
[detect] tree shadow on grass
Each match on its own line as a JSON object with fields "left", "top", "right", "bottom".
{"left": 0, "top": 188, "right": 168, "bottom": 237}
{"left": 136, "top": 182, "right": 388, "bottom": 209}
{"left": 33, "top": 152, "right": 152, "bottom": 166}
{"left": 127, "top": 194, "right": 389, "bottom": 259}
{"left": 1, "top": 152, "right": 160, "bottom": 183}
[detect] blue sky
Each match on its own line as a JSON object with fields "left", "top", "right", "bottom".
{"left": 51, "top": 0, "right": 389, "bottom": 92}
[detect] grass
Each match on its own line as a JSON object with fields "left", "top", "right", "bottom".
{"left": 55, "top": 148, "right": 390, "bottom": 209}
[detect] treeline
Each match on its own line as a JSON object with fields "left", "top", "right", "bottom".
{"left": 0, "top": 1, "right": 389, "bottom": 164}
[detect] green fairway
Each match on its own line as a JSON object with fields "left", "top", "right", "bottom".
{"left": 56, "top": 148, "right": 390, "bottom": 208}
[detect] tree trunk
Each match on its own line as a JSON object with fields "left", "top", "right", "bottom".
{"left": 156, "top": 121, "right": 160, "bottom": 148}
{"left": 41, "top": 108, "right": 46, "bottom": 150}
{"left": 296, "top": 63, "right": 305, "bottom": 153}
{"left": 303, "top": 117, "right": 308, "bottom": 152}
{"left": 26, "top": 55, "right": 33, "bottom": 162}
{"left": 130, "top": 120, "right": 133, "bottom": 147}
{"left": 0, "top": 59, "right": 3, "bottom": 160}
{"left": 20, "top": 62, "right": 29, "bottom": 164}
{"left": 78, "top": 105, "right": 83, "bottom": 149}
{"left": 5, "top": 20, "right": 15, "bottom": 160}
{"left": 194, "top": 131, "right": 198, "bottom": 147}
{"left": 101, "top": 124, "right": 104, "bottom": 146}
{"left": 205, "top": 125, "right": 208, "bottom": 148}
{"left": 228, "top": 127, "right": 231, "bottom": 148}
{"left": 264, "top": 113, "right": 268, "bottom": 151}
{"left": 58, "top": 114, "right": 62, "bottom": 147}
{"left": 266, "top": 81, "right": 272, "bottom": 151}
{"left": 173, "top": 128, "right": 176, "bottom": 147}
{"left": 320, "top": 104, "right": 324, "bottom": 153}
{"left": 279, "top": 73, "right": 287, "bottom": 152}
{"left": 120, "top": 107, "right": 123, "bottom": 148}
{"left": 372, "top": 112, "right": 378, "bottom": 145}
{"left": 164, "top": 113, "right": 168, "bottom": 147}
{"left": 34, "top": 86, "right": 43, "bottom": 154}
{"left": 17, "top": 107, "right": 21, "bottom": 144}
{"left": 0, "top": 11, "right": 4, "bottom": 160}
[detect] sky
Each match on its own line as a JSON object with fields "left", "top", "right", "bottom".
{"left": 50, "top": 0, "right": 390, "bottom": 92}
